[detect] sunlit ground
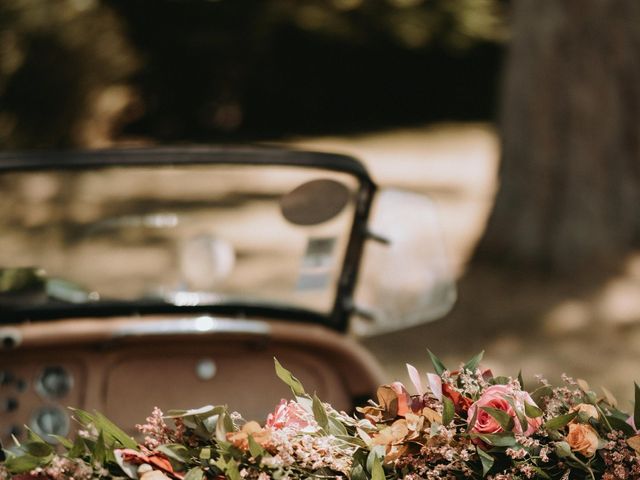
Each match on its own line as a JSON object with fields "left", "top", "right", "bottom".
{"left": 286, "top": 123, "right": 640, "bottom": 406}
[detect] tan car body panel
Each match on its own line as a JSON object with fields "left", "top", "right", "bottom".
{"left": 0, "top": 316, "right": 385, "bottom": 439}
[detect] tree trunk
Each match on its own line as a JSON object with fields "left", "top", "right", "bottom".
{"left": 476, "top": 0, "right": 640, "bottom": 274}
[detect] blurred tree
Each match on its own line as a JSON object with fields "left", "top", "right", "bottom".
{"left": 476, "top": 0, "right": 640, "bottom": 274}
{"left": 0, "top": 0, "right": 506, "bottom": 147}
{"left": 0, "top": 0, "right": 140, "bottom": 148}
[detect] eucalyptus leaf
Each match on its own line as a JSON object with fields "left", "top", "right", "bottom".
{"left": 225, "top": 458, "right": 242, "bottom": 480}
{"left": 477, "top": 447, "right": 494, "bottom": 476}
{"left": 164, "top": 405, "right": 216, "bottom": 418}
{"left": 371, "top": 455, "right": 386, "bottom": 480}
{"left": 351, "top": 463, "right": 367, "bottom": 480}
{"left": 543, "top": 412, "right": 578, "bottom": 431}
{"left": 248, "top": 434, "right": 265, "bottom": 459}
{"left": 93, "top": 411, "right": 138, "bottom": 449}
{"left": 157, "top": 444, "right": 190, "bottom": 464}
{"left": 532, "top": 466, "right": 552, "bottom": 479}
{"left": 328, "top": 416, "right": 348, "bottom": 436}
{"left": 463, "top": 351, "right": 484, "bottom": 372}
{"left": 49, "top": 435, "right": 73, "bottom": 449}
{"left": 524, "top": 402, "right": 544, "bottom": 418}
{"left": 607, "top": 415, "right": 636, "bottom": 436}
{"left": 480, "top": 407, "right": 514, "bottom": 432}
{"left": 442, "top": 396, "right": 455, "bottom": 426}
{"left": 312, "top": 394, "right": 329, "bottom": 430}
{"left": 473, "top": 433, "right": 517, "bottom": 447}
{"left": 427, "top": 349, "right": 447, "bottom": 376}
{"left": 274, "top": 358, "right": 305, "bottom": 396}
{"left": 3, "top": 453, "right": 52, "bottom": 473}
{"left": 531, "top": 386, "right": 554, "bottom": 405}
{"left": 23, "top": 440, "right": 53, "bottom": 458}
{"left": 491, "top": 376, "right": 510, "bottom": 385}
{"left": 366, "top": 445, "right": 385, "bottom": 473}
{"left": 93, "top": 431, "right": 106, "bottom": 464}
{"left": 68, "top": 437, "right": 87, "bottom": 459}
{"left": 183, "top": 468, "right": 205, "bottom": 480}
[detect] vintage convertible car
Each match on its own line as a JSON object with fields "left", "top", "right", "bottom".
{"left": 0, "top": 147, "right": 455, "bottom": 443}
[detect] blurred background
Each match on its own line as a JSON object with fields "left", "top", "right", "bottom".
{"left": 1, "top": 0, "right": 640, "bottom": 403}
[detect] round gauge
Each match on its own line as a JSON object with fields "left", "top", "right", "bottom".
{"left": 35, "top": 366, "right": 73, "bottom": 399}
{"left": 30, "top": 406, "right": 70, "bottom": 439}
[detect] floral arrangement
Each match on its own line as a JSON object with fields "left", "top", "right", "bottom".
{"left": 2, "top": 352, "right": 640, "bottom": 480}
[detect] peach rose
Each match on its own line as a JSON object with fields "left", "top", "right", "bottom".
{"left": 467, "top": 385, "right": 542, "bottom": 436}
{"left": 570, "top": 403, "right": 599, "bottom": 422}
{"left": 566, "top": 423, "right": 599, "bottom": 457}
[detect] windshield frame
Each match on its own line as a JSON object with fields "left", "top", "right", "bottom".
{"left": 0, "top": 146, "right": 377, "bottom": 331}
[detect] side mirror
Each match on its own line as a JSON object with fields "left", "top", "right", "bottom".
{"left": 350, "top": 189, "right": 456, "bottom": 336}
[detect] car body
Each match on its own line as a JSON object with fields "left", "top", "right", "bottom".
{"left": 0, "top": 147, "right": 455, "bottom": 442}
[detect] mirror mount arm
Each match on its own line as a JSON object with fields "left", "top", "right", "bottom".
{"left": 365, "top": 229, "right": 391, "bottom": 246}
{"left": 342, "top": 297, "right": 377, "bottom": 322}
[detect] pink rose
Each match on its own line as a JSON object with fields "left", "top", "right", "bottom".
{"left": 266, "top": 399, "right": 315, "bottom": 431}
{"left": 467, "top": 385, "right": 542, "bottom": 436}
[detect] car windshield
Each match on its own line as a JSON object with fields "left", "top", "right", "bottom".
{"left": 0, "top": 161, "right": 362, "bottom": 317}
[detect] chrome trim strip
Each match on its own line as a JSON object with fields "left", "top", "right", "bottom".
{"left": 112, "top": 316, "right": 271, "bottom": 338}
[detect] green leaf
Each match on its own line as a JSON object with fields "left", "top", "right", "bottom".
{"left": 274, "top": 358, "right": 305, "bottom": 396}
{"left": 477, "top": 447, "right": 494, "bottom": 476}
{"left": 247, "top": 434, "right": 265, "bottom": 459}
{"left": 473, "top": 433, "right": 517, "bottom": 447}
{"left": 502, "top": 396, "right": 527, "bottom": 432}
{"left": 70, "top": 409, "right": 137, "bottom": 449}
{"left": 225, "top": 458, "right": 242, "bottom": 480}
{"left": 634, "top": 382, "right": 640, "bottom": 431}
{"left": 543, "top": 412, "right": 578, "bottom": 431}
{"left": 157, "top": 444, "right": 190, "bottom": 464}
{"left": 524, "top": 402, "right": 544, "bottom": 418}
{"left": 351, "top": 463, "right": 367, "bottom": 480}
{"left": 199, "top": 447, "right": 211, "bottom": 460}
{"left": 607, "top": 415, "right": 636, "bottom": 436}
{"left": 93, "top": 431, "right": 106, "bottom": 464}
{"left": 427, "top": 349, "right": 447, "bottom": 376}
{"left": 95, "top": 411, "right": 137, "bottom": 449}
{"left": 442, "top": 396, "right": 455, "bottom": 426}
{"left": 49, "top": 435, "right": 73, "bottom": 449}
{"left": 183, "top": 468, "right": 205, "bottom": 480}
{"left": 328, "top": 416, "right": 348, "bottom": 436}
{"left": 481, "top": 407, "right": 514, "bottom": 432}
{"left": 67, "top": 437, "right": 87, "bottom": 458}
{"left": 312, "top": 394, "right": 329, "bottom": 430}
{"left": 23, "top": 440, "right": 53, "bottom": 458}
{"left": 366, "top": 445, "right": 385, "bottom": 473}
{"left": 518, "top": 370, "right": 525, "bottom": 390}
{"left": 532, "top": 466, "right": 552, "bottom": 479}
{"left": 491, "top": 376, "right": 510, "bottom": 385}
{"left": 531, "top": 386, "right": 554, "bottom": 405}
{"left": 463, "top": 351, "right": 484, "bottom": 372}
{"left": 371, "top": 455, "right": 386, "bottom": 480}
{"left": 3, "top": 453, "right": 51, "bottom": 473}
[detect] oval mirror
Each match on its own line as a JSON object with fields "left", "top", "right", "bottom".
{"left": 280, "top": 179, "right": 350, "bottom": 226}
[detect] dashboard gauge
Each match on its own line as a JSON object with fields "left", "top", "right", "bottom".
{"left": 35, "top": 366, "right": 73, "bottom": 399}
{"left": 30, "top": 406, "right": 69, "bottom": 439}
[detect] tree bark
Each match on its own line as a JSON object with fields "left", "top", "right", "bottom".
{"left": 476, "top": 0, "right": 640, "bottom": 274}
